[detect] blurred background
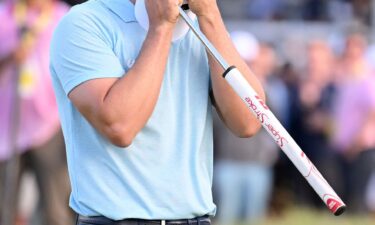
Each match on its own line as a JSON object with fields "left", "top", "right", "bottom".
{"left": 0, "top": 0, "right": 375, "bottom": 225}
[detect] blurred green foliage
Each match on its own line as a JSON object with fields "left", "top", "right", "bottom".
{"left": 230, "top": 208, "right": 374, "bottom": 225}
{"left": 261, "top": 208, "right": 373, "bottom": 225}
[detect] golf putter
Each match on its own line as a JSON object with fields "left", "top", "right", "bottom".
{"left": 178, "top": 7, "right": 347, "bottom": 216}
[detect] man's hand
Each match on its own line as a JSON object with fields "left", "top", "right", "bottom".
{"left": 187, "top": 0, "right": 219, "bottom": 19}
{"left": 146, "top": 0, "right": 182, "bottom": 29}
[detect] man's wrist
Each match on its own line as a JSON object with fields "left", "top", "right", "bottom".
{"left": 196, "top": 7, "right": 221, "bottom": 28}
{"left": 148, "top": 23, "right": 174, "bottom": 39}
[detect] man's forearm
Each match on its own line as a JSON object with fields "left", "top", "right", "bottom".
{"left": 99, "top": 26, "right": 174, "bottom": 145}
{"left": 197, "top": 8, "right": 265, "bottom": 137}
{"left": 71, "top": 26, "right": 174, "bottom": 147}
{"left": 68, "top": 0, "right": 182, "bottom": 147}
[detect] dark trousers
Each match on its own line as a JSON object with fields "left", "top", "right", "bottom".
{"left": 0, "top": 130, "right": 73, "bottom": 225}
{"left": 76, "top": 215, "right": 211, "bottom": 225}
{"left": 338, "top": 149, "right": 375, "bottom": 213}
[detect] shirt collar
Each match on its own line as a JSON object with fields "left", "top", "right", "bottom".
{"left": 99, "top": 0, "right": 136, "bottom": 23}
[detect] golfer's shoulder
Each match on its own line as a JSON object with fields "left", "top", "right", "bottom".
{"left": 55, "top": 0, "right": 112, "bottom": 36}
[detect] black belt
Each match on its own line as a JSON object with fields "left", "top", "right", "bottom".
{"left": 77, "top": 215, "right": 211, "bottom": 225}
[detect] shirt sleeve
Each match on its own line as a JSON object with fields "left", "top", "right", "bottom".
{"left": 50, "top": 8, "right": 124, "bottom": 95}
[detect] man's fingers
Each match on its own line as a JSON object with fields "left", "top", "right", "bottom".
{"left": 145, "top": 0, "right": 180, "bottom": 27}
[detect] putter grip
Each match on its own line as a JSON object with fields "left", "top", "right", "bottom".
{"left": 223, "top": 66, "right": 347, "bottom": 216}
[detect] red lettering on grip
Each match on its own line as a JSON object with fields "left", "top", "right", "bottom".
{"left": 256, "top": 95, "right": 269, "bottom": 110}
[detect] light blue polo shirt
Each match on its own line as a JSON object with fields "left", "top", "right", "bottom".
{"left": 50, "top": 0, "right": 216, "bottom": 220}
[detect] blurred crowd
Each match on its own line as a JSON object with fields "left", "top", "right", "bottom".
{"left": 0, "top": 1, "right": 73, "bottom": 225}
{"left": 218, "top": 0, "right": 372, "bottom": 25}
{"left": 213, "top": 29, "right": 375, "bottom": 225}
{"left": 0, "top": 1, "right": 375, "bottom": 225}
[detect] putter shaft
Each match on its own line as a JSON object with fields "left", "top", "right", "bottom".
{"left": 179, "top": 6, "right": 346, "bottom": 215}
{"left": 178, "top": 8, "right": 229, "bottom": 70}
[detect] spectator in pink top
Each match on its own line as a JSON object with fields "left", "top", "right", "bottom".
{"left": 0, "top": 0, "right": 72, "bottom": 224}
{"left": 331, "top": 33, "right": 375, "bottom": 213}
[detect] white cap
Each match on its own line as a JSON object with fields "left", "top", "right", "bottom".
{"left": 230, "top": 31, "right": 259, "bottom": 61}
{"left": 135, "top": 0, "right": 196, "bottom": 42}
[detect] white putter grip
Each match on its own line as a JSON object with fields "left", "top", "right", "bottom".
{"left": 223, "top": 66, "right": 347, "bottom": 216}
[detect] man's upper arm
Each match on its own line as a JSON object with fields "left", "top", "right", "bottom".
{"left": 50, "top": 8, "right": 126, "bottom": 121}
{"left": 50, "top": 8, "right": 124, "bottom": 96}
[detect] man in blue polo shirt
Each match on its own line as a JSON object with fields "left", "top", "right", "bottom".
{"left": 50, "top": 0, "right": 265, "bottom": 224}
